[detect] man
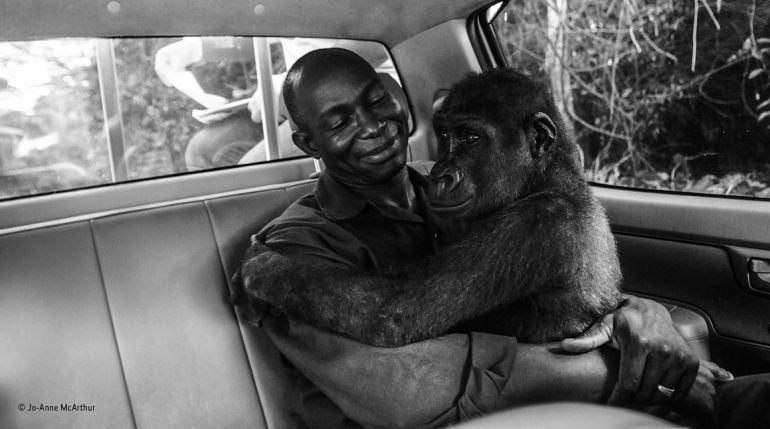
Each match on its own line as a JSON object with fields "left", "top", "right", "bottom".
{"left": 235, "top": 48, "right": 732, "bottom": 428}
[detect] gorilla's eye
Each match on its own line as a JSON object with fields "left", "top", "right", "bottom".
{"left": 465, "top": 132, "right": 481, "bottom": 145}
{"left": 438, "top": 132, "right": 451, "bottom": 143}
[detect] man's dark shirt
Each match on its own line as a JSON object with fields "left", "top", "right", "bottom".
{"left": 257, "top": 167, "right": 437, "bottom": 271}
{"left": 254, "top": 167, "right": 519, "bottom": 428}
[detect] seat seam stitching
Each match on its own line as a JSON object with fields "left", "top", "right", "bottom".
{"left": 88, "top": 219, "right": 139, "bottom": 429}
{"left": 203, "top": 199, "right": 271, "bottom": 429}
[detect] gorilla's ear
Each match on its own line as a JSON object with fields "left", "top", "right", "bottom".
{"left": 432, "top": 88, "right": 451, "bottom": 112}
{"left": 525, "top": 112, "right": 557, "bottom": 158}
{"left": 292, "top": 132, "right": 322, "bottom": 159}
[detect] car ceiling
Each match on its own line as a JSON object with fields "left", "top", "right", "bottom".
{"left": 1, "top": 0, "right": 496, "bottom": 46}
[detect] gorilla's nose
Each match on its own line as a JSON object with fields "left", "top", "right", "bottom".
{"left": 429, "top": 169, "right": 463, "bottom": 199}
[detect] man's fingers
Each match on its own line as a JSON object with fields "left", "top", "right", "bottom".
{"left": 701, "top": 360, "right": 734, "bottom": 381}
{"left": 669, "top": 352, "right": 700, "bottom": 401}
{"left": 635, "top": 354, "right": 668, "bottom": 402}
{"left": 671, "top": 362, "right": 698, "bottom": 401}
{"left": 649, "top": 364, "right": 687, "bottom": 404}
{"left": 558, "top": 333, "right": 608, "bottom": 353}
{"left": 607, "top": 338, "right": 646, "bottom": 404}
{"left": 558, "top": 316, "right": 613, "bottom": 353}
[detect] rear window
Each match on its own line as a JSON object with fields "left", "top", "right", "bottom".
{"left": 0, "top": 37, "right": 401, "bottom": 200}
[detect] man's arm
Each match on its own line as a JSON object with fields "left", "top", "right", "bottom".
{"left": 154, "top": 38, "right": 228, "bottom": 108}
{"left": 258, "top": 315, "right": 618, "bottom": 428}
{"left": 258, "top": 314, "right": 723, "bottom": 428}
{"left": 560, "top": 295, "right": 732, "bottom": 404}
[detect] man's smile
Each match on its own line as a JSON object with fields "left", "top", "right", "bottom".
{"left": 360, "top": 137, "right": 400, "bottom": 164}
{"left": 359, "top": 123, "right": 404, "bottom": 164}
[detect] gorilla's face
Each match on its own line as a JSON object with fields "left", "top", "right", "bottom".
{"left": 429, "top": 113, "right": 534, "bottom": 222}
{"left": 428, "top": 70, "right": 559, "bottom": 222}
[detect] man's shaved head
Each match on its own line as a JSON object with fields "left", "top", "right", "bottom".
{"left": 283, "top": 48, "right": 377, "bottom": 132}
{"left": 283, "top": 47, "right": 409, "bottom": 187}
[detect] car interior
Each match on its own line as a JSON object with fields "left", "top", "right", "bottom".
{"left": 1, "top": 0, "right": 769, "bottom": 428}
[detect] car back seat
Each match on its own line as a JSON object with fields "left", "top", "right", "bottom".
{"left": 0, "top": 178, "right": 314, "bottom": 429}
{"left": 0, "top": 165, "right": 709, "bottom": 429}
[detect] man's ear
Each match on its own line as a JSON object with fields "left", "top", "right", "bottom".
{"left": 292, "top": 131, "right": 321, "bottom": 159}
{"left": 525, "top": 112, "right": 557, "bottom": 158}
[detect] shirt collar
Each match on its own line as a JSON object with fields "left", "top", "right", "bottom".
{"left": 315, "top": 166, "right": 429, "bottom": 221}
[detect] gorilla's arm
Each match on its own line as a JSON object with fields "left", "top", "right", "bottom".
{"left": 238, "top": 191, "right": 618, "bottom": 347}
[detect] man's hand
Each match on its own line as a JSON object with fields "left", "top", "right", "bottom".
{"left": 247, "top": 87, "right": 264, "bottom": 123}
{"left": 643, "top": 360, "right": 730, "bottom": 429}
{"left": 672, "top": 360, "right": 726, "bottom": 429}
{"left": 247, "top": 72, "right": 288, "bottom": 123}
{"left": 558, "top": 296, "right": 731, "bottom": 406}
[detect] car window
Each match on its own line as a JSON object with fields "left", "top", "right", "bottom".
{"left": 490, "top": 0, "right": 770, "bottom": 199}
{"left": 0, "top": 37, "right": 402, "bottom": 200}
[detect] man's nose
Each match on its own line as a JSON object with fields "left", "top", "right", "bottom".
{"left": 356, "top": 109, "right": 386, "bottom": 139}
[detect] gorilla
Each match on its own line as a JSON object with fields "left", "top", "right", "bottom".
{"left": 235, "top": 68, "right": 622, "bottom": 347}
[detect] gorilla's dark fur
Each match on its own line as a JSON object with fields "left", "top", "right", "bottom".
{"left": 235, "top": 69, "right": 622, "bottom": 347}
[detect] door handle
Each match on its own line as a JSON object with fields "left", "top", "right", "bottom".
{"left": 748, "top": 258, "right": 770, "bottom": 293}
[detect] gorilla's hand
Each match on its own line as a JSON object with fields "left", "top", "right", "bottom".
{"left": 558, "top": 296, "right": 730, "bottom": 405}
{"left": 233, "top": 237, "right": 294, "bottom": 319}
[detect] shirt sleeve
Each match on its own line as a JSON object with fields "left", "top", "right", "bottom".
{"left": 262, "top": 316, "right": 519, "bottom": 428}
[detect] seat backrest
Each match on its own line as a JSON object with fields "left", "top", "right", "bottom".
{"left": 0, "top": 179, "right": 315, "bottom": 429}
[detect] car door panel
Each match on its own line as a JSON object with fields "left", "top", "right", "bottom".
{"left": 596, "top": 186, "right": 770, "bottom": 375}
{"left": 616, "top": 234, "right": 770, "bottom": 374}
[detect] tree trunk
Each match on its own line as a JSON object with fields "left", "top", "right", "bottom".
{"left": 544, "top": 0, "right": 580, "bottom": 164}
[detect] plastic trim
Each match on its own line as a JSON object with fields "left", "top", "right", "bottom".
{"left": 594, "top": 185, "right": 770, "bottom": 251}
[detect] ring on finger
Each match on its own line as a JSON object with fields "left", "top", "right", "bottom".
{"left": 657, "top": 384, "right": 676, "bottom": 398}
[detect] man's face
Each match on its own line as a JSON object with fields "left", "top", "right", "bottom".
{"left": 295, "top": 63, "right": 409, "bottom": 186}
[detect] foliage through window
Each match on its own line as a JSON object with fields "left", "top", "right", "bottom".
{"left": 0, "top": 37, "right": 399, "bottom": 200}
{"left": 492, "top": 0, "right": 770, "bottom": 198}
